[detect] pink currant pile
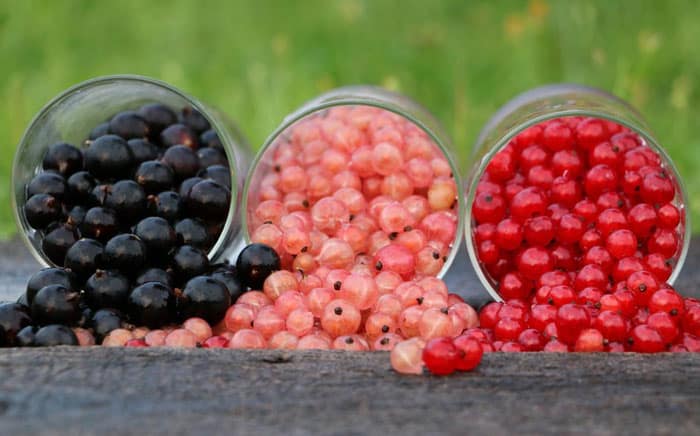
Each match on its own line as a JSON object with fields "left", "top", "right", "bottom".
{"left": 467, "top": 116, "right": 698, "bottom": 353}
{"left": 248, "top": 105, "right": 459, "bottom": 280}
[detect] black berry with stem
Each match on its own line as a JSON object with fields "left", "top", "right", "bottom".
{"left": 42, "top": 223, "right": 79, "bottom": 265}
{"left": 66, "top": 171, "right": 96, "bottom": 203}
{"left": 135, "top": 267, "right": 174, "bottom": 287}
{"left": 27, "top": 172, "right": 67, "bottom": 200}
{"left": 135, "top": 160, "right": 175, "bottom": 194}
{"left": 85, "top": 269, "right": 130, "bottom": 310}
{"left": 24, "top": 194, "right": 61, "bottom": 229}
{"left": 128, "top": 282, "right": 175, "bottom": 328}
{"left": 26, "top": 268, "right": 77, "bottom": 306}
{"left": 197, "top": 147, "right": 228, "bottom": 168}
{"left": 42, "top": 142, "right": 83, "bottom": 176}
{"left": 180, "top": 276, "right": 230, "bottom": 324}
{"left": 185, "top": 179, "right": 230, "bottom": 221}
{"left": 15, "top": 325, "right": 37, "bottom": 347}
{"left": 209, "top": 269, "right": 245, "bottom": 302}
{"left": 0, "top": 303, "right": 33, "bottom": 346}
{"left": 104, "top": 180, "right": 147, "bottom": 224}
{"left": 90, "top": 308, "right": 125, "bottom": 342}
{"left": 148, "top": 191, "right": 181, "bottom": 222}
{"left": 198, "top": 165, "right": 231, "bottom": 188}
{"left": 89, "top": 183, "right": 112, "bottom": 206}
{"left": 64, "top": 238, "right": 104, "bottom": 280}
{"left": 200, "top": 129, "right": 222, "bottom": 149}
{"left": 104, "top": 234, "right": 147, "bottom": 276}
{"left": 34, "top": 324, "right": 78, "bottom": 346}
{"left": 84, "top": 134, "right": 134, "bottom": 179}
{"left": 179, "top": 106, "right": 211, "bottom": 133}
{"left": 89, "top": 122, "right": 110, "bottom": 140}
{"left": 160, "top": 123, "right": 198, "bottom": 149}
{"left": 134, "top": 217, "right": 176, "bottom": 260}
{"left": 81, "top": 207, "right": 119, "bottom": 241}
{"left": 235, "top": 243, "right": 281, "bottom": 290}
{"left": 171, "top": 245, "right": 209, "bottom": 281}
{"left": 109, "top": 111, "right": 150, "bottom": 139}
{"left": 31, "top": 284, "right": 81, "bottom": 326}
{"left": 175, "top": 218, "right": 211, "bottom": 249}
{"left": 162, "top": 145, "right": 200, "bottom": 180}
{"left": 179, "top": 177, "right": 204, "bottom": 197}
{"left": 138, "top": 103, "right": 177, "bottom": 135}
{"left": 127, "top": 138, "right": 160, "bottom": 164}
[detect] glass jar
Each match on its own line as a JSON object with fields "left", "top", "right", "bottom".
{"left": 242, "top": 86, "right": 465, "bottom": 279}
{"left": 466, "top": 84, "right": 690, "bottom": 301}
{"left": 12, "top": 75, "right": 251, "bottom": 267}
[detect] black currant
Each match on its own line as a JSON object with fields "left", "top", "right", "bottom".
{"left": 66, "top": 205, "right": 88, "bottom": 227}
{"left": 162, "top": 145, "right": 200, "bottom": 180}
{"left": 174, "top": 218, "right": 211, "bottom": 249}
{"left": 135, "top": 267, "right": 174, "bottom": 287}
{"left": 135, "top": 160, "right": 175, "bottom": 194}
{"left": 199, "top": 129, "right": 222, "bottom": 149}
{"left": 24, "top": 194, "right": 61, "bottom": 229}
{"left": 0, "top": 303, "right": 32, "bottom": 346}
{"left": 104, "top": 180, "right": 146, "bottom": 224}
{"left": 178, "top": 177, "right": 204, "bottom": 197}
{"left": 198, "top": 165, "right": 231, "bottom": 188}
{"left": 34, "top": 324, "right": 78, "bottom": 346}
{"left": 171, "top": 245, "right": 209, "bottom": 281}
{"left": 209, "top": 269, "right": 245, "bottom": 302}
{"left": 16, "top": 325, "right": 38, "bottom": 347}
{"left": 235, "top": 243, "right": 280, "bottom": 290}
{"left": 90, "top": 308, "right": 125, "bottom": 342}
{"left": 64, "top": 238, "right": 104, "bottom": 280}
{"left": 81, "top": 207, "right": 119, "bottom": 241}
{"left": 103, "top": 234, "right": 147, "bottom": 276}
{"left": 89, "top": 183, "right": 112, "bottom": 206}
{"left": 66, "top": 171, "right": 96, "bottom": 203}
{"left": 138, "top": 103, "right": 177, "bottom": 135}
{"left": 84, "top": 134, "right": 134, "bottom": 179}
{"left": 42, "top": 223, "right": 79, "bottom": 265}
{"left": 26, "top": 268, "right": 77, "bottom": 306}
{"left": 42, "top": 142, "right": 83, "bottom": 176}
{"left": 185, "top": 179, "right": 230, "bottom": 221}
{"left": 89, "top": 122, "right": 110, "bottom": 140}
{"left": 160, "top": 123, "right": 198, "bottom": 149}
{"left": 127, "top": 138, "right": 160, "bottom": 164}
{"left": 179, "top": 106, "right": 211, "bottom": 133}
{"left": 134, "top": 217, "right": 176, "bottom": 260}
{"left": 85, "top": 269, "right": 130, "bottom": 310}
{"left": 27, "top": 172, "right": 67, "bottom": 200}
{"left": 109, "top": 111, "right": 150, "bottom": 139}
{"left": 197, "top": 147, "right": 228, "bottom": 168}
{"left": 180, "top": 276, "right": 230, "bottom": 324}
{"left": 128, "top": 282, "right": 175, "bottom": 328}
{"left": 31, "top": 284, "right": 81, "bottom": 326}
{"left": 148, "top": 191, "right": 181, "bottom": 222}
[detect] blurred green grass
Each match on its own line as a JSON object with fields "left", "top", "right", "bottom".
{"left": 1, "top": 0, "right": 700, "bottom": 238}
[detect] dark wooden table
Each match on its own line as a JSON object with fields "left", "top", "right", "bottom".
{"left": 1, "top": 238, "right": 699, "bottom": 435}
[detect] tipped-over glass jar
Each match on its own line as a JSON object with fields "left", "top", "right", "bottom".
{"left": 242, "top": 86, "right": 465, "bottom": 280}
{"left": 465, "top": 84, "right": 689, "bottom": 302}
{"left": 12, "top": 75, "right": 251, "bottom": 267}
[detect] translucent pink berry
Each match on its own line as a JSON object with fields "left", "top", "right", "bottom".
{"left": 416, "top": 276, "right": 449, "bottom": 296}
{"left": 274, "top": 290, "right": 307, "bottom": 317}
{"left": 365, "top": 312, "right": 398, "bottom": 339}
{"left": 428, "top": 177, "right": 457, "bottom": 211}
{"left": 320, "top": 149, "right": 349, "bottom": 174}
{"left": 131, "top": 327, "right": 150, "bottom": 339}
{"left": 374, "top": 243, "right": 416, "bottom": 278}
{"left": 321, "top": 299, "right": 362, "bottom": 337}
{"left": 420, "top": 291, "right": 449, "bottom": 309}
{"left": 420, "top": 211, "right": 457, "bottom": 245}
{"left": 316, "top": 238, "right": 354, "bottom": 269}
{"left": 405, "top": 158, "right": 434, "bottom": 189}
{"left": 371, "top": 142, "right": 404, "bottom": 175}
{"left": 223, "top": 303, "right": 257, "bottom": 332}
{"left": 228, "top": 329, "right": 267, "bottom": 349}
{"left": 394, "top": 281, "right": 425, "bottom": 308}
{"left": 338, "top": 273, "right": 379, "bottom": 310}
{"left": 282, "top": 227, "right": 311, "bottom": 255}
{"left": 125, "top": 339, "right": 148, "bottom": 347}
{"left": 333, "top": 188, "right": 367, "bottom": 214}
{"left": 333, "top": 335, "right": 370, "bottom": 351}
{"left": 381, "top": 172, "right": 414, "bottom": 200}
{"left": 144, "top": 330, "right": 167, "bottom": 347}
{"left": 418, "top": 307, "right": 452, "bottom": 340}
{"left": 374, "top": 294, "right": 404, "bottom": 319}
{"left": 336, "top": 224, "right": 369, "bottom": 253}
{"left": 378, "top": 201, "right": 414, "bottom": 234}
{"left": 238, "top": 291, "right": 273, "bottom": 309}
{"left": 255, "top": 200, "right": 286, "bottom": 225}
{"left": 350, "top": 146, "right": 376, "bottom": 178}
{"left": 372, "top": 333, "right": 404, "bottom": 351}
{"left": 73, "top": 327, "right": 95, "bottom": 346}
{"left": 307, "top": 174, "right": 333, "bottom": 199}
{"left": 263, "top": 270, "right": 299, "bottom": 300}
{"left": 253, "top": 307, "right": 286, "bottom": 339}
{"left": 402, "top": 195, "right": 431, "bottom": 223}
{"left": 368, "top": 231, "right": 391, "bottom": 256}
{"left": 286, "top": 308, "right": 315, "bottom": 337}
{"left": 183, "top": 317, "right": 213, "bottom": 342}
{"left": 202, "top": 336, "right": 229, "bottom": 348}
{"left": 102, "top": 328, "right": 134, "bottom": 347}
{"left": 283, "top": 192, "right": 309, "bottom": 212}
{"left": 251, "top": 223, "right": 283, "bottom": 253}
{"left": 415, "top": 246, "right": 445, "bottom": 276}
{"left": 399, "top": 306, "right": 425, "bottom": 338}
{"left": 269, "top": 331, "right": 299, "bottom": 349}
{"left": 164, "top": 329, "right": 199, "bottom": 348}
{"left": 395, "top": 229, "right": 428, "bottom": 254}
{"left": 390, "top": 338, "right": 426, "bottom": 375}
{"left": 431, "top": 157, "right": 452, "bottom": 177}
{"left": 298, "top": 273, "right": 323, "bottom": 294}
{"left": 307, "top": 287, "right": 335, "bottom": 318}
{"left": 332, "top": 170, "right": 362, "bottom": 191}
{"left": 449, "top": 302, "right": 479, "bottom": 329}
{"left": 297, "top": 333, "right": 331, "bottom": 350}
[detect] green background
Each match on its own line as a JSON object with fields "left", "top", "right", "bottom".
{"left": 1, "top": 0, "right": 699, "bottom": 239}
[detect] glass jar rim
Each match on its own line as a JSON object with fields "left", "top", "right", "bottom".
{"left": 241, "top": 85, "right": 466, "bottom": 279}
{"left": 12, "top": 74, "right": 242, "bottom": 266}
{"left": 465, "top": 90, "right": 691, "bottom": 302}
